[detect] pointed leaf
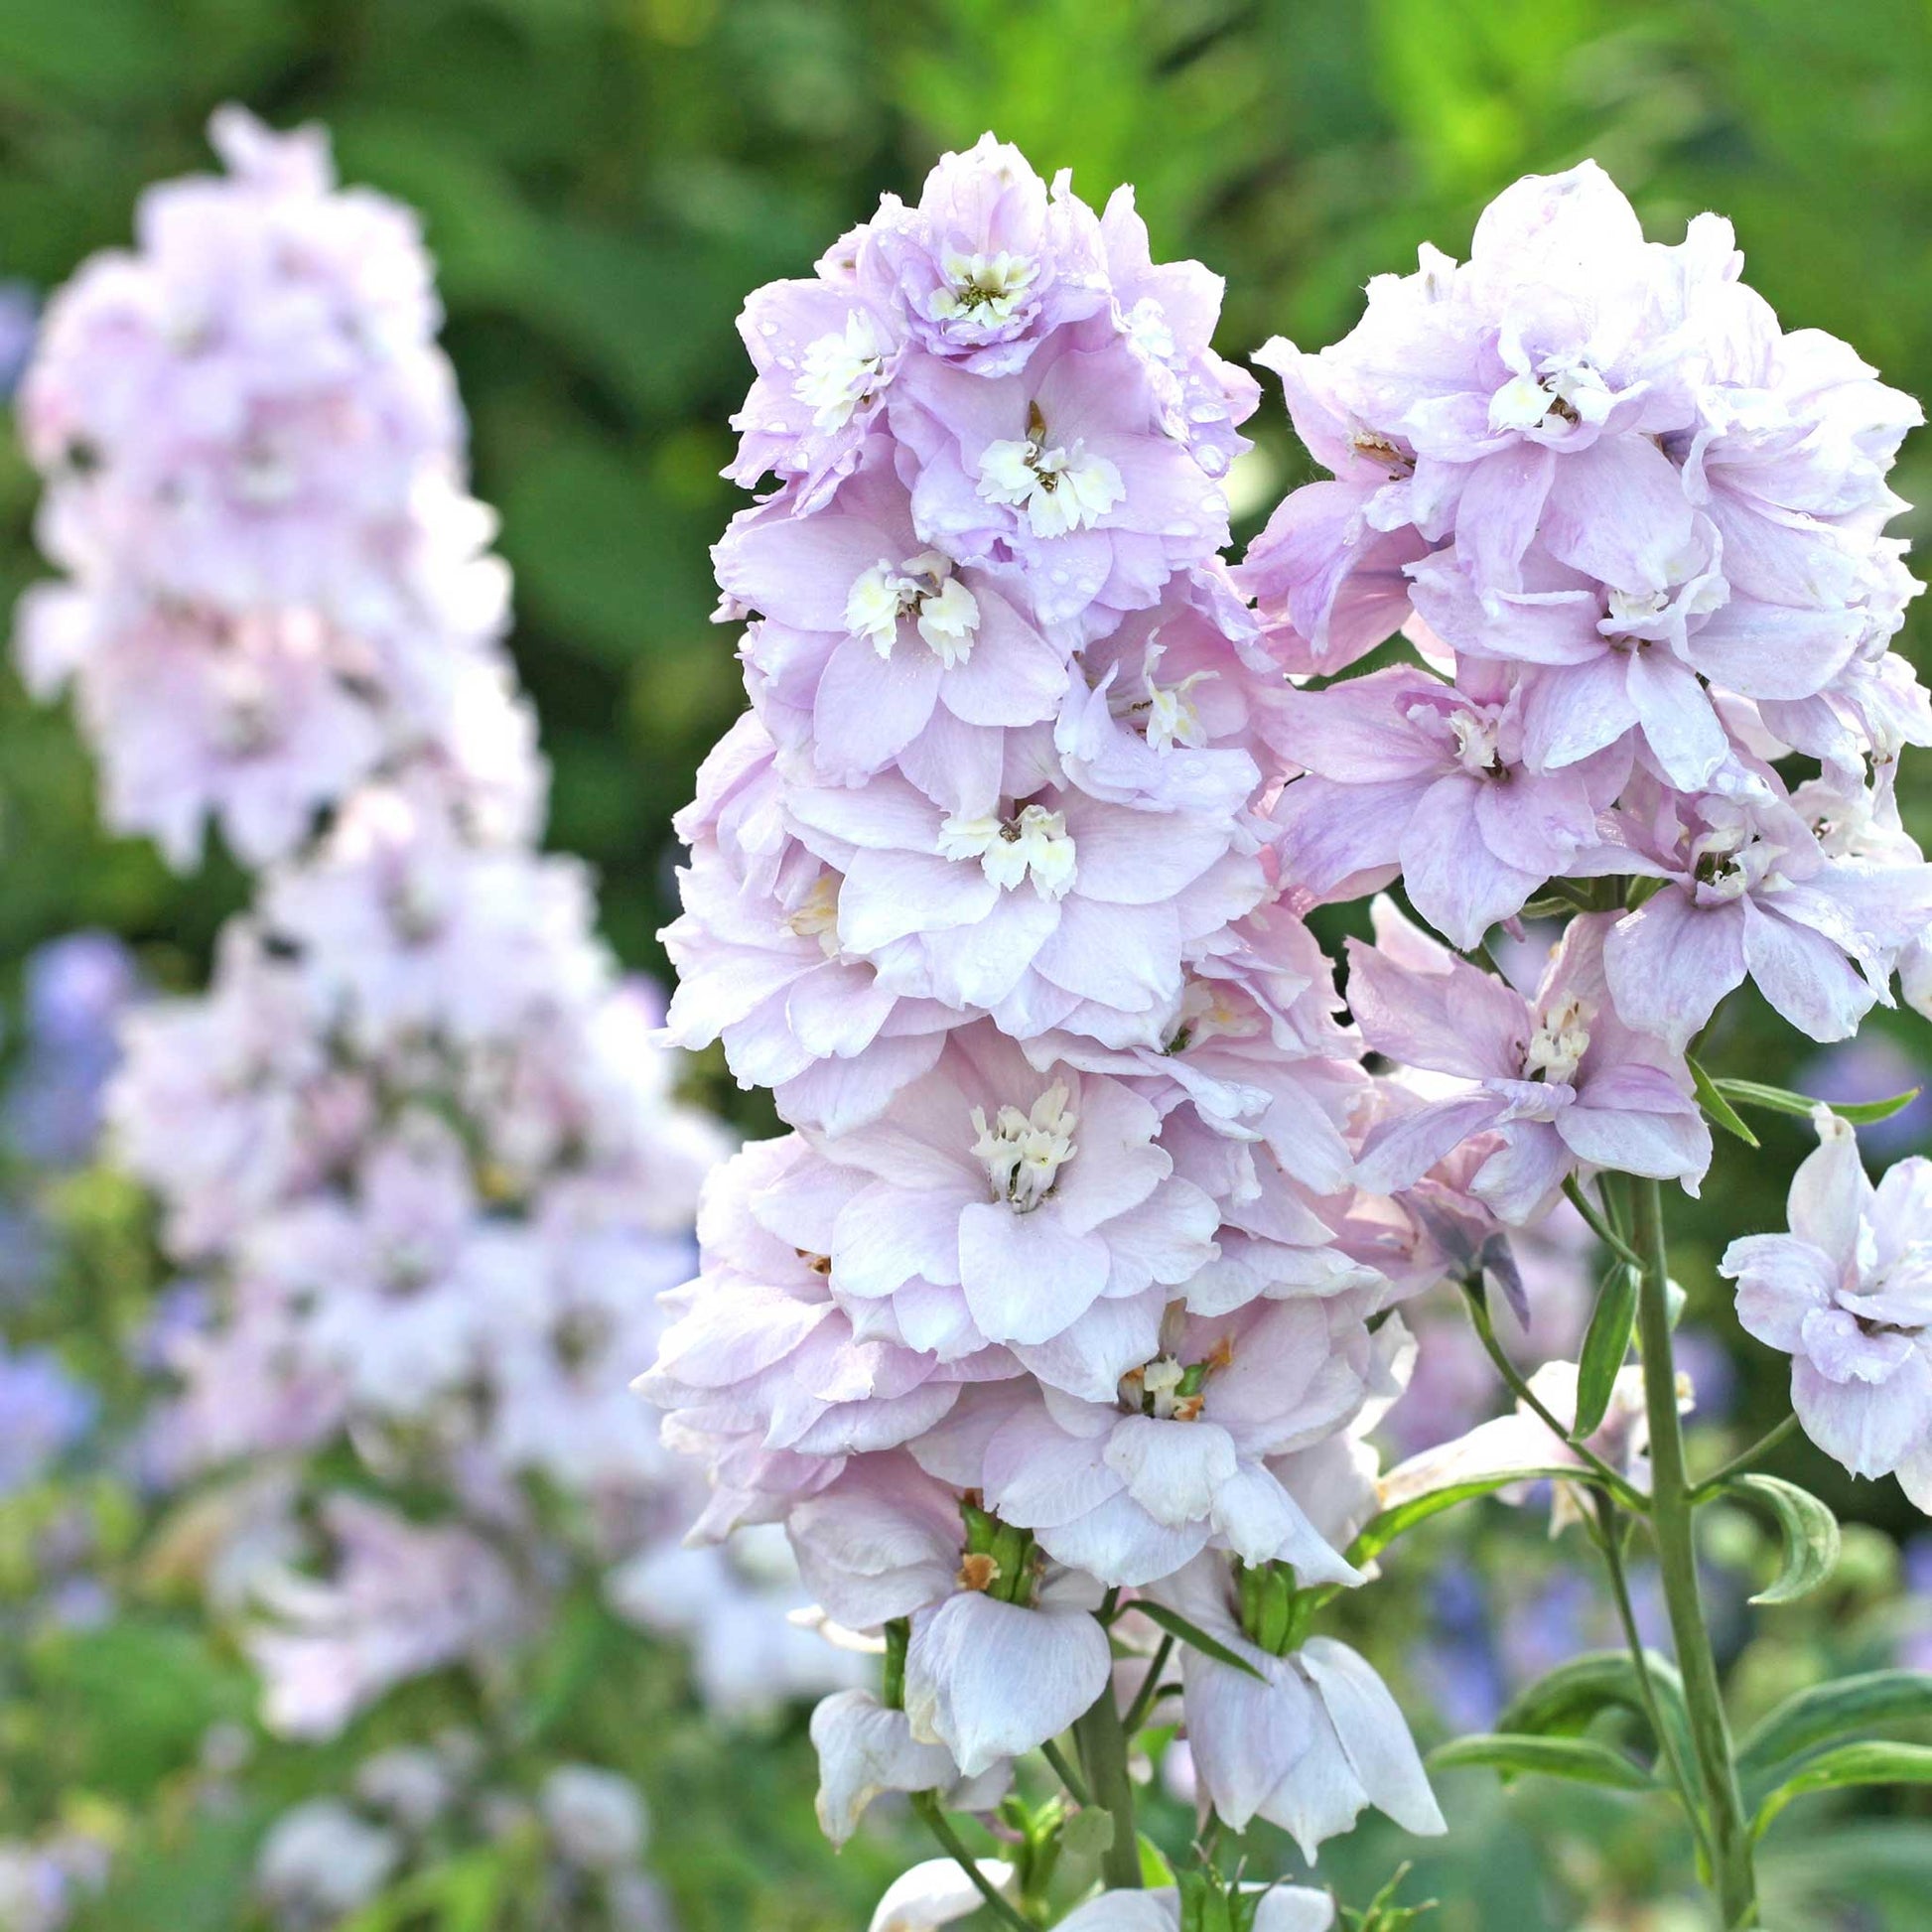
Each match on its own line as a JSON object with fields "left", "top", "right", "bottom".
{"left": 1726, "top": 1472, "right": 1841, "bottom": 1605}
{"left": 1689, "top": 1056, "right": 1759, "bottom": 1147}
{"left": 1136, "top": 1834, "right": 1175, "bottom": 1888}
{"left": 1428, "top": 1732, "right": 1657, "bottom": 1792}
{"left": 1752, "top": 1742, "right": 1932, "bottom": 1838}
{"left": 1737, "top": 1670, "right": 1932, "bottom": 1789}
{"left": 1574, "top": 1264, "right": 1640, "bottom": 1437}
{"left": 1134, "top": 1600, "right": 1265, "bottom": 1681}
{"left": 1496, "top": 1648, "right": 1692, "bottom": 1777}
{"left": 1714, "top": 1078, "right": 1919, "bottom": 1126}
{"left": 1349, "top": 1468, "right": 1601, "bottom": 1567}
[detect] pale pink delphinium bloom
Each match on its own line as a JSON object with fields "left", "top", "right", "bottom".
{"left": 1723, "top": 1110, "right": 1932, "bottom": 1505}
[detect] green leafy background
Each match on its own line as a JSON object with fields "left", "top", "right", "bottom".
{"left": 1, "top": 2, "right": 1929, "bottom": 1926}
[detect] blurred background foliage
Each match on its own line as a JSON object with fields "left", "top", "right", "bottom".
{"left": 1, "top": 1, "right": 1930, "bottom": 1925}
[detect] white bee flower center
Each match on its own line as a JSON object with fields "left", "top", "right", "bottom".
{"left": 937, "top": 803, "right": 1076, "bottom": 898}
{"left": 795, "top": 312, "right": 888, "bottom": 432}
{"left": 971, "top": 1081, "right": 1078, "bottom": 1212}
{"left": 978, "top": 404, "right": 1125, "bottom": 540}
{"left": 929, "top": 250, "right": 1038, "bottom": 327}
{"left": 1524, "top": 992, "right": 1594, "bottom": 1084}
{"left": 1447, "top": 707, "right": 1504, "bottom": 777}
{"left": 844, "top": 551, "right": 982, "bottom": 668}
{"left": 1488, "top": 354, "right": 1612, "bottom": 435}
{"left": 782, "top": 874, "right": 843, "bottom": 959}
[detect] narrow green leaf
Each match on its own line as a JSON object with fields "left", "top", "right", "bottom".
{"left": 1737, "top": 1670, "right": 1932, "bottom": 1788}
{"left": 1497, "top": 1649, "right": 1686, "bottom": 1742}
{"left": 1133, "top": 1600, "right": 1265, "bottom": 1681}
{"left": 1726, "top": 1472, "right": 1841, "bottom": 1605}
{"left": 1428, "top": 1731, "right": 1656, "bottom": 1792}
{"left": 1574, "top": 1264, "right": 1640, "bottom": 1436}
{"left": 1136, "top": 1833, "right": 1175, "bottom": 1889}
{"left": 1714, "top": 1078, "right": 1920, "bottom": 1126}
{"left": 1689, "top": 1056, "right": 1759, "bottom": 1146}
{"left": 1349, "top": 1468, "right": 1599, "bottom": 1567}
{"left": 1827, "top": 1088, "right": 1922, "bottom": 1124}
{"left": 1752, "top": 1742, "right": 1932, "bottom": 1838}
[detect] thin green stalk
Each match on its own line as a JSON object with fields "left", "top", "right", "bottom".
{"left": 1040, "top": 1737, "right": 1092, "bottom": 1808}
{"left": 1588, "top": 1490, "right": 1710, "bottom": 1870}
{"left": 1628, "top": 1175, "right": 1756, "bottom": 1927}
{"left": 911, "top": 1793, "right": 1034, "bottom": 1932}
{"left": 1691, "top": 1414, "right": 1801, "bottom": 1501}
{"left": 1562, "top": 1173, "right": 1645, "bottom": 1268}
{"left": 1461, "top": 1285, "right": 1649, "bottom": 1510}
{"left": 1073, "top": 1673, "right": 1142, "bottom": 1890}
{"left": 1123, "top": 1635, "right": 1174, "bottom": 1736}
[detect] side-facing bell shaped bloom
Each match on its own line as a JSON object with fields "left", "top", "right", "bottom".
{"left": 786, "top": 1452, "right": 1113, "bottom": 1778}
{"left": 810, "top": 1689, "right": 1010, "bottom": 1846}
{"left": 1055, "top": 1883, "right": 1333, "bottom": 1932}
{"left": 640, "top": 1137, "right": 1015, "bottom": 1455}
{"left": 1348, "top": 900, "right": 1710, "bottom": 1220}
{"left": 1269, "top": 660, "right": 1626, "bottom": 946}
{"left": 1152, "top": 1554, "right": 1444, "bottom": 1860}
{"left": 1722, "top": 1111, "right": 1932, "bottom": 1506}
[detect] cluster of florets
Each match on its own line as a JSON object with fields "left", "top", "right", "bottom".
{"left": 649, "top": 133, "right": 1457, "bottom": 1858}
{"left": 15, "top": 106, "right": 533, "bottom": 868}
{"left": 1245, "top": 165, "right": 1932, "bottom": 1504}
{"left": 1248, "top": 161, "right": 1932, "bottom": 1057}
{"left": 15, "top": 109, "right": 850, "bottom": 1741}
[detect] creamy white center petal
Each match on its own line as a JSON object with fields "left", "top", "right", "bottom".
{"left": 1446, "top": 706, "right": 1504, "bottom": 777}
{"left": 1488, "top": 353, "right": 1613, "bottom": 435}
{"left": 782, "top": 873, "right": 843, "bottom": 959}
{"left": 970, "top": 1082, "right": 1077, "bottom": 1212}
{"left": 1130, "top": 638, "right": 1214, "bottom": 754}
{"left": 1524, "top": 991, "right": 1594, "bottom": 1084}
{"left": 844, "top": 552, "right": 982, "bottom": 667}
{"left": 795, "top": 312, "right": 888, "bottom": 432}
{"left": 1165, "top": 976, "right": 1260, "bottom": 1055}
{"left": 937, "top": 803, "right": 1076, "bottom": 898}
{"left": 928, "top": 250, "right": 1038, "bottom": 327}
{"left": 977, "top": 406, "right": 1125, "bottom": 540}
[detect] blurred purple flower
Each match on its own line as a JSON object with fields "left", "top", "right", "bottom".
{"left": 0, "top": 1343, "right": 95, "bottom": 1493}
{"left": 1799, "top": 1033, "right": 1931, "bottom": 1158}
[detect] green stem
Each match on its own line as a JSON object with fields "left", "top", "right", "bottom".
{"left": 1040, "top": 1737, "right": 1092, "bottom": 1808}
{"left": 911, "top": 1794, "right": 1035, "bottom": 1932}
{"left": 1562, "top": 1173, "right": 1645, "bottom": 1269}
{"left": 1629, "top": 1176, "right": 1756, "bottom": 1927}
{"left": 1589, "top": 1490, "right": 1710, "bottom": 1871}
{"left": 1073, "top": 1671, "right": 1142, "bottom": 1890}
{"left": 1122, "top": 1635, "right": 1174, "bottom": 1736}
{"left": 1691, "top": 1414, "right": 1801, "bottom": 1501}
{"left": 1461, "top": 1284, "right": 1649, "bottom": 1510}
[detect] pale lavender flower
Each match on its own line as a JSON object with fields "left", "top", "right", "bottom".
{"left": 1721, "top": 1111, "right": 1932, "bottom": 1505}
{"left": 1152, "top": 1552, "right": 1444, "bottom": 1859}
{"left": 800, "top": 1025, "right": 1220, "bottom": 1398}
{"left": 976, "top": 1298, "right": 1371, "bottom": 1587}
{"left": 1349, "top": 899, "right": 1710, "bottom": 1220}
{"left": 1601, "top": 771, "right": 1932, "bottom": 1050}
{"left": 247, "top": 1493, "right": 524, "bottom": 1740}
{"left": 1270, "top": 660, "right": 1627, "bottom": 946}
